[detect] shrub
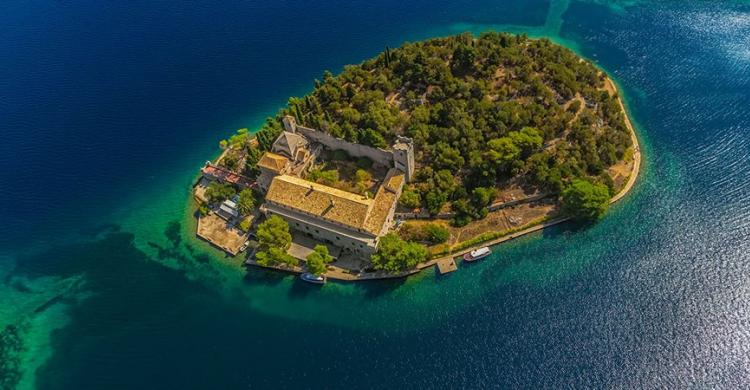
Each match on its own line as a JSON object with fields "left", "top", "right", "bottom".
{"left": 398, "top": 222, "right": 449, "bottom": 244}
{"left": 424, "top": 223, "right": 450, "bottom": 243}
{"left": 398, "top": 189, "right": 421, "bottom": 209}
{"left": 308, "top": 168, "right": 339, "bottom": 186}
{"left": 197, "top": 202, "right": 209, "bottom": 216}
{"left": 238, "top": 217, "right": 252, "bottom": 233}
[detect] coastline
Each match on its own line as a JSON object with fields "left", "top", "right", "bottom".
{"left": 197, "top": 63, "right": 642, "bottom": 282}
{"left": 321, "top": 75, "right": 643, "bottom": 281}
{"left": 409, "top": 76, "right": 642, "bottom": 277}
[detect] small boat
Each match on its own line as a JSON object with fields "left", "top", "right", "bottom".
{"left": 300, "top": 272, "right": 327, "bottom": 284}
{"left": 463, "top": 247, "right": 491, "bottom": 262}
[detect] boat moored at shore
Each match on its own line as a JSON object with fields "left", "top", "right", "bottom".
{"left": 463, "top": 247, "right": 492, "bottom": 262}
{"left": 300, "top": 272, "right": 327, "bottom": 284}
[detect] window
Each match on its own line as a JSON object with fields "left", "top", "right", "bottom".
{"left": 315, "top": 229, "right": 319, "bottom": 234}
{"left": 336, "top": 236, "right": 340, "bottom": 240}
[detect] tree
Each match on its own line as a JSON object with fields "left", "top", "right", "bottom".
{"left": 220, "top": 153, "right": 239, "bottom": 170}
{"left": 360, "top": 128, "right": 387, "bottom": 148}
{"left": 306, "top": 244, "right": 334, "bottom": 276}
{"left": 561, "top": 178, "right": 610, "bottom": 221}
{"left": 486, "top": 137, "right": 521, "bottom": 172}
{"left": 243, "top": 146, "right": 262, "bottom": 178}
{"left": 509, "top": 127, "right": 543, "bottom": 157}
{"left": 256, "top": 215, "right": 292, "bottom": 251}
{"left": 255, "top": 117, "right": 284, "bottom": 151}
{"left": 205, "top": 182, "right": 236, "bottom": 204}
{"left": 214, "top": 34, "right": 630, "bottom": 230}
{"left": 451, "top": 44, "right": 477, "bottom": 75}
{"left": 424, "top": 190, "right": 448, "bottom": 215}
{"left": 399, "top": 189, "right": 421, "bottom": 209}
{"left": 255, "top": 247, "right": 298, "bottom": 267}
{"left": 433, "top": 142, "right": 465, "bottom": 171}
{"left": 471, "top": 187, "right": 496, "bottom": 208}
{"left": 236, "top": 188, "right": 255, "bottom": 216}
{"left": 371, "top": 233, "right": 428, "bottom": 273}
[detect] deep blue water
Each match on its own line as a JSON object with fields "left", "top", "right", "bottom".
{"left": 2, "top": 0, "right": 750, "bottom": 389}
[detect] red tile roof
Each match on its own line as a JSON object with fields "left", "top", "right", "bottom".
{"left": 202, "top": 164, "right": 254, "bottom": 188}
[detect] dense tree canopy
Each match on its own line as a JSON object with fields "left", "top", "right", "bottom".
{"left": 561, "top": 179, "right": 610, "bottom": 221}
{"left": 205, "top": 182, "right": 236, "bottom": 205}
{"left": 255, "top": 247, "right": 298, "bottom": 267}
{"left": 250, "top": 32, "right": 631, "bottom": 225}
{"left": 256, "top": 215, "right": 292, "bottom": 252}
{"left": 305, "top": 244, "right": 334, "bottom": 276}
{"left": 254, "top": 216, "right": 296, "bottom": 267}
{"left": 371, "top": 233, "right": 428, "bottom": 272}
{"left": 236, "top": 188, "right": 256, "bottom": 216}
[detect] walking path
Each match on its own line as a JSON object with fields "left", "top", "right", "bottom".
{"left": 417, "top": 77, "right": 642, "bottom": 274}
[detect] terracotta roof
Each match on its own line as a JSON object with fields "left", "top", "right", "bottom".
{"left": 265, "top": 175, "right": 373, "bottom": 233}
{"left": 257, "top": 152, "right": 289, "bottom": 172}
{"left": 363, "top": 169, "right": 404, "bottom": 235}
{"left": 264, "top": 171, "right": 405, "bottom": 237}
{"left": 202, "top": 164, "right": 253, "bottom": 187}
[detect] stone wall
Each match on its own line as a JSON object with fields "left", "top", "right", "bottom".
{"left": 295, "top": 125, "right": 394, "bottom": 166}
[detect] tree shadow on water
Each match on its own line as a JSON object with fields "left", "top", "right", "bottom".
{"left": 79, "top": 223, "right": 121, "bottom": 239}
{"left": 541, "top": 219, "right": 594, "bottom": 239}
{"left": 355, "top": 276, "right": 408, "bottom": 299}
{"left": 242, "top": 266, "right": 289, "bottom": 288}
{"left": 287, "top": 277, "right": 321, "bottom": 298}
{"left": 164, "top": 221, "right": 182, "bottom": 248}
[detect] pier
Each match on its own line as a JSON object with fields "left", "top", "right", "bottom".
{"left": 436, "top": 258, "right": 457, "bottom": 275}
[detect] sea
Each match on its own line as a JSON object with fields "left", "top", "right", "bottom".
{"left": 2, "top": 0, "right": 750, "bottom": 388}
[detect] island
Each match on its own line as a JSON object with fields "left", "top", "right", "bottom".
{"left": 191, "top": 32, "right": 641, "bottom": 281}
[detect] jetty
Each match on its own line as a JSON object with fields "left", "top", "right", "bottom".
{"left": 436, "top": 258, "right": 458, "bottom": 275}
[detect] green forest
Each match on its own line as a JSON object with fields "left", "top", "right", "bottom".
{"left": 249, "top": 32, "right": 632, "bottom": 225}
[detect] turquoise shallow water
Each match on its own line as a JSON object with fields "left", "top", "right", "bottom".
{"left": 2, "top": 0, "right": 750, "bottom": 388}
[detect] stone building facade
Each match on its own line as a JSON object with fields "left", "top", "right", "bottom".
{"left": 256, "top": 116, "right": 412, "bottom": 259}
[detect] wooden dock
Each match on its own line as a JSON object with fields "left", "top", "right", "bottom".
{"left": 436, "top": 257, "right": 457, "bottom": 274}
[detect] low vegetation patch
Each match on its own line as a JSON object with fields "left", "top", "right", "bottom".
{"left": 399, "top": 222, "right": 450, "bottom": 244}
